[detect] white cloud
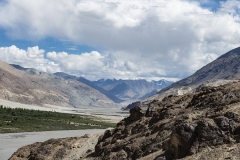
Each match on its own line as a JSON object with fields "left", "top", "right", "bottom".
{"left": 0, "top": 0, "right": 240, "bottom": 80}
{"left": 219, "top": 0, "right": 240, "bottom": 15}
{"left": 0, "top": 45, "right": 164, "bottom": 80}
{"left": 47, "top": 51, "right": 105, "bottom": 73}
{"left": 0, "top": 45, "right": 60, "bottom": 73}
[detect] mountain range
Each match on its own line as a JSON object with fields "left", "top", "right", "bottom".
{"left": 93, "top": 78, "right": 172, "bottom": 102}
{"left": 0, "top": 60, "right": 172, "bottom": 108}
{"left": 1, "top": 62, "right": 117, "bottom": 108}
{"left": 53, "top": 72, "right": 124, "bottom": 103}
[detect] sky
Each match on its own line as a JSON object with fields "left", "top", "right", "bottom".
{"left": 0, "top": 0, "right": 240, "bottom": 81}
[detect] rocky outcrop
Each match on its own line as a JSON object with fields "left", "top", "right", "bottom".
{"left": 123, "top": 101, "right": 141, "bottom": 110}
{"left": 9, "top": 134, "right": 101, "bottom": 160}
{"left": 95, "top": 81, "right": 240, "bottom": 159}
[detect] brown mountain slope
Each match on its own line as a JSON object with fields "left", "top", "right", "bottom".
{"left": 0, "top": 60, "right": 117, "bottom": 108}
{"left": 146, "top": 46, "right": 240, "bottom": 101}
{"left": 166, "top": 46, "right": 240, "bottom": 87}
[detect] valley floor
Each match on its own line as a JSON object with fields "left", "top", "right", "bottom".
{"left": 0, "top": 99, "right": 129, "bottom": 159}
{"left": 0, "top": 99, "right": 128, "bottom": 123}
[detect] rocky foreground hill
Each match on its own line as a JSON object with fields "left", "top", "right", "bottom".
{"left": 10, "top": 80, "right": 240, "bottom": 159}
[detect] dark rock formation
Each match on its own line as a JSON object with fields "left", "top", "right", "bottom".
{"left": 95, "top": 81, "right": 240, "bottom": 159}
{"left": 129, "top": 106, "right": 144, "bottom": 121}
{"left": 124, "top": 101, "right": 141, "bottom": 110}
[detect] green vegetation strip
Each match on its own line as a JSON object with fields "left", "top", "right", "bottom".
{"left": 0, "top": 106, "right": 116, "bottom": 133}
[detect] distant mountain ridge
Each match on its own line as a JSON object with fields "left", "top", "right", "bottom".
{"left": 93, "top": 78, "right": 173, "bottom": 102}
{"left": 54, "top": 73, "right": 173, "bottom": 103}
{"left": 54, "top": 72, "right": 124, "bottom": 103}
